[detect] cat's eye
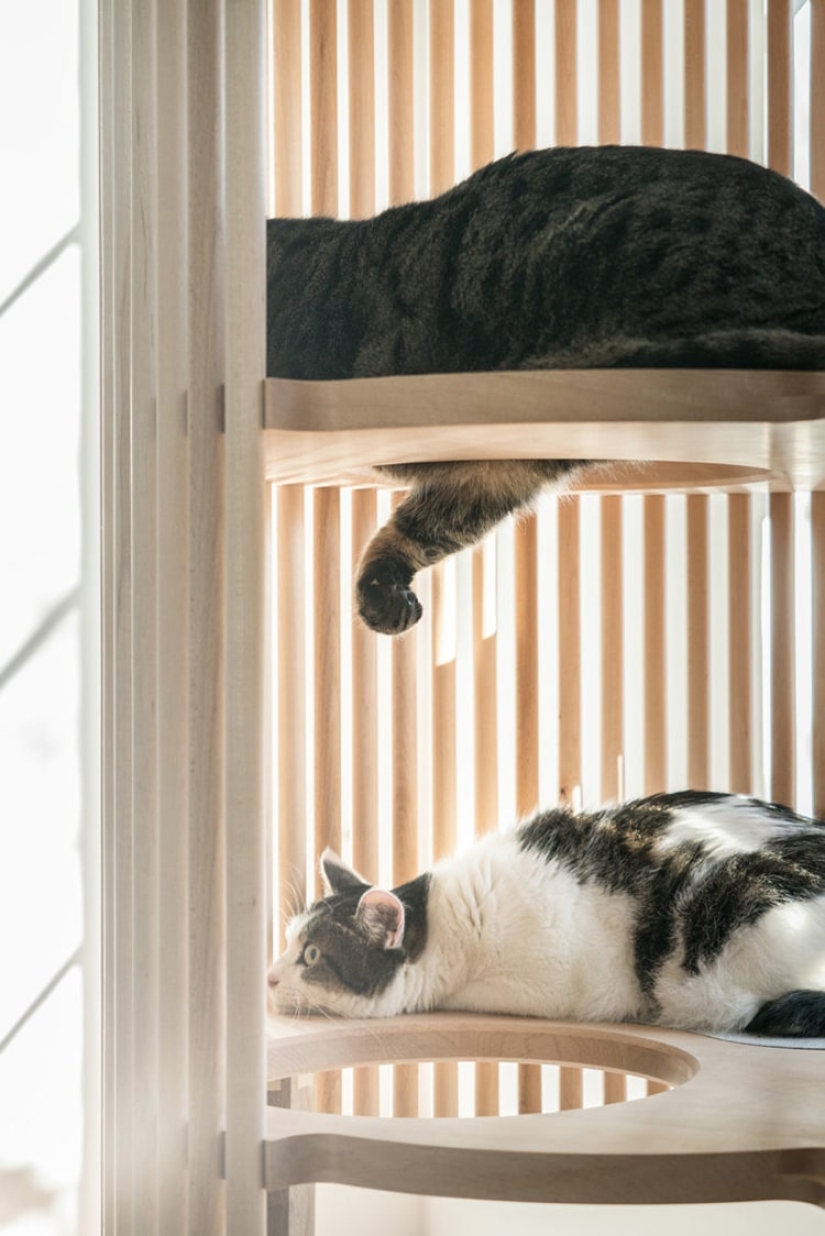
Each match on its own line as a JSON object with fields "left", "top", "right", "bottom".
{"left": 302, "top": 944, "right": 321, "bottom": 966}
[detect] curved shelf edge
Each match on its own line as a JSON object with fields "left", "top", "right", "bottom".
{"left": 264, "top": 369, "right": 825, "bottom": 491}
{"left": 264, "top": 1013, "right": 825, "bottom": 1206}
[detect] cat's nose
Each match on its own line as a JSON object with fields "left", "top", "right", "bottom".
{"left": 267, "top": 972, "right": 280, "bottom": 988}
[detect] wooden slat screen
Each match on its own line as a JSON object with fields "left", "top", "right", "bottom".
{"left": 267, "top": 0, "right": 823, "bottom": 1130}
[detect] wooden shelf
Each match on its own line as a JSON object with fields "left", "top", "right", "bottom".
{"left": 265, "top": 1012, "right": 825, "bottom": 1206}
{"left": 264, "top": 369, "right": 825, "bottom": 491}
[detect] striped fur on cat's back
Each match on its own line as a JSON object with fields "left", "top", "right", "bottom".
{"left": 267, "top": 145, "right": 825, "bottom": 635}
{"left": 268, "top": 791, "right": 825, "bottom": 1037}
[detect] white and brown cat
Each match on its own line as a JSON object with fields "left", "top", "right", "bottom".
{"left": 268, "top": 790, "right": 825, "bottom": 1037}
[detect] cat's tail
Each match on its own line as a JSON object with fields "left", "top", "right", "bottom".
{"left": 528, "top": 328, "right": 825, "bottom": 370}
{"left": 743, "top": 989, "right": 825, "bottom": 1037}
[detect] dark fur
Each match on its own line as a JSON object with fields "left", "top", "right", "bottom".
{"left": 267, "top": 145, "right": 825, "bottom": 633}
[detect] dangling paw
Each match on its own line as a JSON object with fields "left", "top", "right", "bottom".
{"left": 356, "top": 557, "right": 423, "bottom": 634}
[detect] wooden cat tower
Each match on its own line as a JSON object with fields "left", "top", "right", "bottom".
{"left": 98, "top": 1, "right": 825, "bottom": 1233}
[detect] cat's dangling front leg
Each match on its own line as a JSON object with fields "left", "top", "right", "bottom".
{"left": 355, "top": 459, "right": 586, "bottom": 634}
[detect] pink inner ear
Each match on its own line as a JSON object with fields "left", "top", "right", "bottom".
{"left": 356, "top": 888, "right": 405, "bottom": 950}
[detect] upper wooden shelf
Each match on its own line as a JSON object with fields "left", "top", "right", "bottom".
{"left": 264, "top": 369, "right": 825, "bottom": 492}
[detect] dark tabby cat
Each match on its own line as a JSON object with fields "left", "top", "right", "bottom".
{"left": 268, "top": 791, "right": 825, "bottom": 1037}
{"left": 267, "top": 145, "right": 825, "bottom": 634}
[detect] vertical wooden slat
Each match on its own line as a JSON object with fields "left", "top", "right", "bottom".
{"left": 767, "top": 0, "right": 792, "bottom": 176}
{"left": 558, "top": 500, "right": 581, "bottom": 806}
{"left": 647, "top": 1078, "right": 670, "bottom": 1096}
{"left": 155, "top": 0, "right": 189, "bottom": 1227}
{"left": 684, "top": 0, "right": 706, "bottom": 149}
{"left": 513, "top": 0, "right": 536, "bottom": 150}
{"left": 389, "top": 0, "right": 415, "bottom": 205}
{"left": 727, "top": 0, "right": 749, "bottom": 158}
{"left": 112, "top": 0, "right": 135, "bottom": 1227}
{"left": 687, "top": 496, "right": 709, "bottom": 789}
{"left": 349, "top": 0, "right": 376, "bottom": 217}
{"left": 351, "top": 489, "right": 380, "bottom": 1117}
{"left": 273, "top": 0, "right": 302, "bottom": 217}
{"left": 430, "top": 0, "right": 455, "bottom": 194}
{"left": 603, "top": 1071, "right": 627, "bottom": 1105}
{"left": 98, "top": 0, "right": 117, "bottom": 1225}
{"left": 310, "top": 0, "right": 338, "bottom": 215}
{"left": 224, "top": 0, "right": 267, "bottom": 1228}
{"left": 187, "top": 1, "right": 226, "bottom": 1229}
{"left": 313, "top": 488, "right": 342, "bottom": 1115}
{"left": 598, "top": 0, "right": 621, "bottom": 145}
{"left": 277, "top": 487, "right": 307, "bottom": 945}
{"left": 473, "top": 544, "right": 499, "bottom": 1117}
{"left": 644, "top": 497, "right": 666, "bottom": 794}
{"left": 131, "top": 0, "right": 159, "bottom": 1228}
{"left": 557, "top": 498, "right": 581, "bottom": 1111}
{"left": 514, "top": 514, "right": 540, "bottom": 1115}
{"left": 728, "top": 495, "right": 752, "bottom": 794}
{"left": 813, "top": 0, "right": 825, "bottom": 203}
{"left": 429, "top": 49, "right": 458, "bottom": 1154}
{"left": 470, "top": 0, "right": 494, "bottom": 170}
{"left": 432, "top": 565, "right": 458, "bottom": 1117}
{"left": 641, "top": 0, "right": 664, "bottom": 147}
{"left": 555, "top": 0, "right": 577, "bottom": 145}
{"left": 813, "top": 493, "right": 825, "bottom": 818}
{"left": 560, "top": 1067, "right": 583, "bottom": 1111}
{"left": 601, "top": 497, "right": 623, "bottom": 802}
{"left": 770, "top": 493, "right": 795, "bottom": 807}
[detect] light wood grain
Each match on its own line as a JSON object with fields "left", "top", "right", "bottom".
{"left": 728, "top": 495, "right": 752, "bottom": 793}
{"left": 273, "top": 0, "right": 302, "bottom": 216}
{"left": 767, "top": 0, "right": 791, "bottom": 177}
{"left": 770, "top": 493, "right": 795, "bottom": 806}
{"left": 187, "top": 3, "right": 227, "bottom": 1230}
{"left": 155, "top": 0, "right": 189, "bottom": 1228}
{"left": 813, "top": 492, "right": 825, "bottom": 818}
{"left": 349, "top": 0, "right": 375, "bottom": 218}
{"left": 388, "top": 0, "right": 415, "bottom": 206}
{"left": 683, "top": 0, "right": 705, "bottom": 149}
{"left": 130, "top": 1, "right": 159, "bottom": 1225}
{"left": 470, "top": 0, "right": 494, "bottom": 170}
{"left": 224, "top": 1, "right": 268, "bottom": 1229}
{"left": 641, "top": 0, "right": 663, "bottom": 147}
{"left": 310, "top": 0, "right": 338, "bottom": 216}
{"left": 727, "top": 0, "right": 749, "bottom": 158}
{"left": 814, "top": 0, "right": 825, "bottom": 203}
{"left": 112, "top": 2, "right": 135, "bottom": 1228}
{"left": 555, "top": 0, "right": 577, "bottom": 146}
{"left": 264, "top": 1013, "right": 825, "bottom": 1204}
{"left": 601, "top": 497, "right": 623, "bottom": 801}
{"left": 558, "top": 499, "right": 581, "bottom": 807}
{"left": 429, "top": 0, "right": 454, "bottom": 195}
{"left": 598, "top": 0, "right": 620, "bottom": 145}
{"left": 513, "top": 0, "right": 536, "bottom": 151}
{"left": 264, "top": 370, "right": 825, "bottom": 492}
{"left": 644, "top": 496, "right": 666, "bottom": 794}
{"left": 687, "top": 496, "right": 709, "bottom": 789}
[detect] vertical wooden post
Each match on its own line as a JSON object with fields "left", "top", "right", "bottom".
{"left": 155, "top": 0, "right": 190, "bottom": 1227}
{"left": 131, "top": 0, "right": 159, "bottom": 1227}
{"left": 470, "top": 0, "right": 494, "bottom": 170}
{"left": 430, "top": 0, "right": 455, "bottom": 194}
{"left": 811, "top": 3, "right": 825, "bottom": 819}
{"left": 555, "top": 0, "right": 577, "bottom": 145}
{"left": 187, "top": 2, "right": 226, "bottom": 1229}
{"left": 224, "top": 3, "right": 267, "bottom": 1230}
{"left": 727, "top": 0, "right": 749, "bottom": 157}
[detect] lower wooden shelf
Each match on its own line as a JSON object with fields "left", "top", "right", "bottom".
{"left": 264, "top": 1012, "right": 825, "bottom": 1207}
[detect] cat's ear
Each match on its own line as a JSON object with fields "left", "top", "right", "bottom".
{"left": 320, "top": 847, "right": 370, "bottom": 896}
{"left": 356, "top": 888, "right": 405, "bottom": 951}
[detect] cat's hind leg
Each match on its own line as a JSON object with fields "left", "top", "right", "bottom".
{"left": 356, "top": 459, "right": 584, "bottom": 634}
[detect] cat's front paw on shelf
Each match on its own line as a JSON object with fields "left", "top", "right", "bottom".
{"left": 356, "top": 562, "right": 423, "bottom": 634}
